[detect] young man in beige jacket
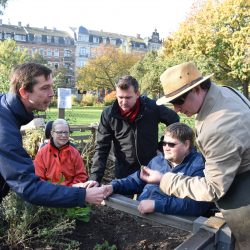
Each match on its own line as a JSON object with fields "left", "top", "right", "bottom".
{"left": 141, "top": 61, "right": 250, "bottom": 250}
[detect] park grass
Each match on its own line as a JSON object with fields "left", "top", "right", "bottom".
{"left": 38, "top": 105, "right": 195, "bottom": 128}
{"left": 37, "top": 105, "right": 195, "bottom": 139}
{"left": 39, "top": 106, "right": 104, "bottom": 125}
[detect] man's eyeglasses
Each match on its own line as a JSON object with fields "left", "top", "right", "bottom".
{"left": 53, "top": 131, "right": 69, "bottom": 136}
{"left": 169, "top": 90, "right": 191, "bottom": 105}
{"left": 162, "top": 141, "right": 179, "bottom": 148}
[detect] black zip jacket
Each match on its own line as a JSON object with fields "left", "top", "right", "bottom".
{"left": 90, "top": 96, "right": 179, "bottom": 183}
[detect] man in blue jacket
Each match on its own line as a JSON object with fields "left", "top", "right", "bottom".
{"left": 0, "top": 62, "right": 105, "bottom": 207}
{"left": 104, "top": 123, "right": 214, "bottom": 216}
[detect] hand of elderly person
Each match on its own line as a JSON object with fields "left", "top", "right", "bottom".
{"left": 140, "top": 166, "right": 163, "bottom": 184}
{"left": 138, "top": 200, "right": 155, "bottom": 214}
{"left": 73, "top": 180, "right": 99, "bottom": 189}
{"left": 85, "top": 186, "right": 105, "bottom": 204}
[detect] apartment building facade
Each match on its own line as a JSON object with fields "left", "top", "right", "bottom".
{"left": 0, "top": 20, "right": 75, "bottom": 88}
{"left": 69, "top": 25, "right": 162, "bottom": 71}
{"left": 0, "top": 20, "right": 162, "bottom": 90}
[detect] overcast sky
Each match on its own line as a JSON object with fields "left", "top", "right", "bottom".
{"left": 1, "top": 0, "right": 196, "bottom": 39}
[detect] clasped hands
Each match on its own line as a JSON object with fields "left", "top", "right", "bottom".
{"left": 73, "top": 167, "right": 163, "bottom": 207}
{"left": 72, "top": 181, "right": 114, "bottom": 205}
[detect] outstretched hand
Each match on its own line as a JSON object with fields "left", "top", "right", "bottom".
{"left": 85, "top": 186, "right": 106, "bottom": 204}
{"left": 140, "top": 166, "right": 163, "bottom": 184}
{"left": 138, "top": 200, "right": 155, "bottom": 214}
{"left": 73, "top": 180, "right": 99, "bottom": 189}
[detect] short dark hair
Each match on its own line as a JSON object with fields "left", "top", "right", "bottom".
{"left": 165, "top": 122, "right": 194, "bottom": 149}
{"left": 115, "top": 75, "right": 139, "bottom": 92}
{"left": 9, "top": 62, "right": 52, "bottom": 96}
{"left": 200, "top": 78, "right": 211, "bottom": 90}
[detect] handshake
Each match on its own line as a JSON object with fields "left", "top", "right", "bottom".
{"left": 72, "top": 181, "right": 114, "bottom": 205}
{"left": 74, "top": 166, "right": 163, "bottom": 207}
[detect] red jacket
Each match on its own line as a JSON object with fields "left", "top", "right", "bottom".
{"left": 34, "top": 140, "right": 88, "bottom": 186}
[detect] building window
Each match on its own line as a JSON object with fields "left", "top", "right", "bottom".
{"left": 42, "top": 35, "right": 47, "bottom": 43}
{"left": 47, "top": 49, "right": 52, "bottom": 57}
{"left": 34, "top": 35, "right": 42, "bottom": 42}
{"left": 79, "top": 59, "right": 85, "bottom": 67}
{"left": 5, "top": 33, "right": 12, "bottom": 39}
{"left": 47, "top": 36, "right": 51, "bottom": 43}
{"left": 78, "top": 34, "right": 89, "bottom": 42}
{"left": 59, "top": 37, "right": 65, "bottom": 44}
{"left": 110, "top": 39, "right": 116, "bottom": 45}
{"left": 32, "top": 47, "right": 38, "bottom": 55}
{"left": 93, "top": 36, "right": 99, "bottom": 43}
{"left": 65, "top": 37, "right": 71, "bottom": 45}
{"left": 39, "top": 48, "right": 45, "bottom": 56}
{"left": 54, "top": 49, "right": 59, "bottom": 57}
{"left": 54, "top": 37, "right": 59, "bottom": 44}
{"left": 79, "top": 47, "right": 88, "bottom": 57}
{"left": 64, "top": 49, "right": 71, "bottom": 57}
{"left": 102, "top": 38, "right": 107, "bottom": 44}
{"left": 15, "top": 34, "right": 26, "bottom": 41}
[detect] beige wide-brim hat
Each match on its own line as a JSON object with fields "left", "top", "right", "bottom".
{"left": 157, "top": 61, "right": 213, "bottom": 105}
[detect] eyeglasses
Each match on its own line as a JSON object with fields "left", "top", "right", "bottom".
{"left": 162, "top": 141, "right": 179, "bottom": 148}
{"left": 169, "top": 90, "right": 191, "bottom": 105}
{"left": 53, "top": 131, "right": 69, "bottom": 136}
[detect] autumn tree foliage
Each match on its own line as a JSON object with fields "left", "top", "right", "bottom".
{"left": 0, "top": 40, "right": 29, "bottom": 93}
{"left": 0, "top": 0, "right": 8, "bottom": 14}
{"left": 130, "top": 51, "right": 167, "bottom": 98}
{"left": 76, "top": 44, "right": 142, "bottom": 92}
{"left": 162, "top": 0, "right": 250, "bottom": 96}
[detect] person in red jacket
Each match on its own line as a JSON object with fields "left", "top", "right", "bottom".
{"left": 34, "top": 119, "right": 88, "bottom": 186}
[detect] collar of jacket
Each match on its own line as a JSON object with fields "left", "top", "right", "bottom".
{"left": 110, "top": 96, "right": 146, "bottom": 120}
{"left": 166, "top": 147, "right": 198, "bottom": 169}
{"left": 49, "top": 138, "right": 70, "bottom": 151}
{"left": 195, "top": 83, "right": 220, "bottom": 135}
{"left": 5, "top": 93, "right": 34, "bottom": 126}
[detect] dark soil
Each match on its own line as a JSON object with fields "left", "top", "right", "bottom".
{"left": 70, "top": 161, "right": 190, "bottom": 250}
{"left": 71, "top": 205, "right": 190, "bottom": 250}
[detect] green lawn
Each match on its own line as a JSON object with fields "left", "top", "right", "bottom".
{"left": 40, "top": 106, "right": 104, "bottom": 125}
{"left": 39, "top": 106, "right": 195, "bottom": 128}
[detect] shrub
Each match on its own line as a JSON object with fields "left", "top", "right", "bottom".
{"left": 80, "top": 133, "right": 96, "bottom": 174}
{"left": 72, "top": 94, "right": 81, "bottom": 106}
{"left": 22, "top": 128, "right": 44, "bottom": 159}
{"left": 0, "top": 192, "right": 82, "bottom": 249}
{"left": 104, "top": 91, "right": 116, "bottom": 106}
{"left": 81, "top": 93, "right": 98, "bottom": 106}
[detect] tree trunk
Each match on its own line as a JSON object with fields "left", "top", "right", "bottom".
{"left": 242, "top": 80, "right": 249, "bottom": 99}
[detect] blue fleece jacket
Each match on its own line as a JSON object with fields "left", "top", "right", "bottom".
{"left": 111, "top": 148, "right": 213, "bottom": 216}
{"left": 0, "top": 93, "right": 85, "bottom": 207}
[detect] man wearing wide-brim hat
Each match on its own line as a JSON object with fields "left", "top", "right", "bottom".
{"left": 141, "top": 61, "right": 250, "bottom": 249}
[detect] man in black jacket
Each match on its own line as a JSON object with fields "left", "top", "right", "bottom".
{"left": 89, "top": 75, "right": 179, "bottom": 185}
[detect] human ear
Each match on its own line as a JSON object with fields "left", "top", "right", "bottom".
{"left": 184, "top": 140, "right": 191, "bottom": 149}
{"left": 19, "top": 87, "right": 29, "bottom": 99}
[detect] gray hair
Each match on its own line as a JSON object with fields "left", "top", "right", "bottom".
{"left": 52, "top": 119, "right": 70, "bottom": 131}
